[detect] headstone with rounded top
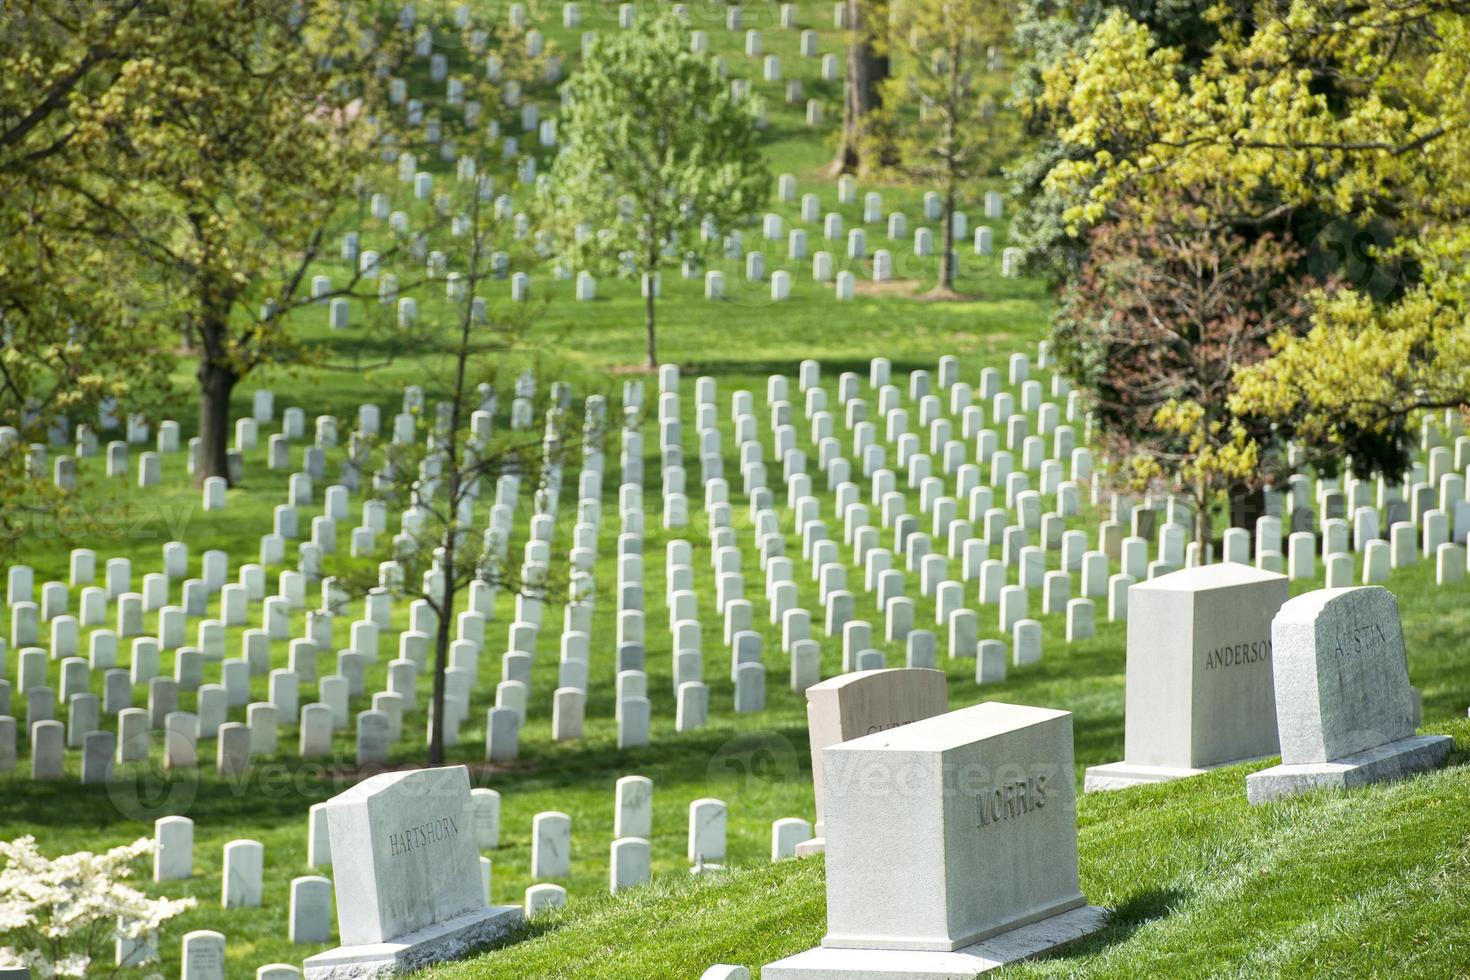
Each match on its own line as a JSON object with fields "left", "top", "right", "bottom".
{"left": 302, "top": 766, "right": 523, "bottom": 978}
{"left": 1246, "top": 586, "right": 1452, "bottom": 803}
{"left": 796, "top": 668, "right": 947, "bottom": 858}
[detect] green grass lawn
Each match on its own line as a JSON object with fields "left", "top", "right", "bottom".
{"left": 433, "top": 735, "right": 1470, "bottom": 978}
{"left": 4, "top": 1, "right": 1470, "bottom": 978}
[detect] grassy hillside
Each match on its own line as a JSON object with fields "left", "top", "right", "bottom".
{"left": 4, "top": 0, "right": 1470, "bottom": 978}
{"left": 433, "top": 731, "right": 1470, "bottom": 978}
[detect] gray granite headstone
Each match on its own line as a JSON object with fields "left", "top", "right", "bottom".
{"left": 303, "top": 766, "right": 522, "bottom": 978}
{"left": 1246, "top": 587, "right": 1452, "bottom": 803}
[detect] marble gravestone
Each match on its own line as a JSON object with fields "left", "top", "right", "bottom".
{"left": 796, "top": 668, "right": 948, "bottom": 857}
{"left": 303, "top": 766, "right": 523, "bottom": 978}
{"left": 1246, "top": 587, "right": 1452, "bottom": 803}
{"left": 1085, "top": 563, "right": 1288, "bottom": 792}
{"left": 765, "top": 703, "right": 1107, "bottom": 979}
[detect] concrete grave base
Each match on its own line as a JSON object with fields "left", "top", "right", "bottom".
{"left": 303, "top": 905, "right": 523, "bottom": 979}
{"left": 1245, "top": 734, "right": 1453, "bottom": 805}
{"left": 1083, "top": 755, "right": 1269, "bottom": 793}
{"left": 762, "top": 904, "right": 1109, "bottom": 980}
{"left": 794, "top": 836, "right": 824, "bottom": 858}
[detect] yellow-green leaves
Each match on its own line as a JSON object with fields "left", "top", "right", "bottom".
{"left": 1031, "top": 0, "right": 1470, "bottom": 467}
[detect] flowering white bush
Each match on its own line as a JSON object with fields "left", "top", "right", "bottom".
{"left": 0, "top": 835, "right": 194, "bottom": 978}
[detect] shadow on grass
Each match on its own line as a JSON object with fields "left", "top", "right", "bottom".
{"left": 1041, "top": 887, "right": 1187, "bottom": 962}
{"left": 0, "top": 718, "right": 819, "bottom": 832}
{"left": 679, "top": 355, "right": 965, "bottom": 381}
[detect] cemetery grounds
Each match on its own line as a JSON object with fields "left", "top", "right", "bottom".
{"left": 3, "top": 0, "right": 1469, "bottom": 977}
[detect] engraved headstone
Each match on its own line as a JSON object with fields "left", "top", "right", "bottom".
{"left": 302, "top": 766, "right": 522, "bottom": 978}
{"left": 1085, "top": 564, "right": 1288, "bottom": 791}
{"left": 181, "top": 929, "right": 226, "bottom": 980}
{"left": 1246, "top": 587, "right": 1452, "bottom": 803}
{"left": 765, "top": 703, "right": 1107, "bottom": 977}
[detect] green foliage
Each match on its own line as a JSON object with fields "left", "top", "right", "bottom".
{"left": 542, "top": 12, "right": 767, "bottom": 365}
{"left": 868, "top": 0, "right": 1011, "bottom": 289}
{"left": 1054, "top": 188, "right": 1316, "bottom": 536}
{"left": 1006, "top": 0, "right": 1235, "bottom": 280}
{"left": 0, "top": 0, "right": 181, "bottom": 539}
{"left": 1020, "top": 0, "right": 1470, "bottom": 473}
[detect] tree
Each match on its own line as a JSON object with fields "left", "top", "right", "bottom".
{"left": 544, "top": 13, "right": 767, "bottom": 368}
{"left": 870, "top": 0, "right": 1010, "bottom": 293}
{"left": 331, "top": 20, "right": 573, "bottom": 765}
{"left": 1006, "top": 0, "right": 1238, "bottom": 279}
{"left": 0, "top": 835, "right": 195, "bottom": 977}
{"left": 0, "top": 0, "right": 179, "bottom": 547}
{"left": 333, "top": 192, "right": 573, "bottom": 766}
{"left": 828, "top": 0, "right": 892, "bottom": 177}
{"left": 1031, "top": 0, "right": 1470, "bottom": 470}
{"left": 1054, "top": 190, "right": 1315, "bottom": 543}
{"left": 60, "top": 0, "right": 399, "bottom": 484}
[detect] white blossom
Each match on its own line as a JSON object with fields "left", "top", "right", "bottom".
{"left": 0, "top": 836, "right": 195, "bottom": 977}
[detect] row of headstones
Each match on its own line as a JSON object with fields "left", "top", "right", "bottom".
{"left": 347, "top": 40, "right": 1013, "bottom": 309}
{"left": 486, "top": 392, "right": 674, "bottom": 755}
{"left": 667, "top": 353, "right": 1097, "bottom": 676}
{"left": 500, "top": 388, "right": 730, "bottom": 746}
{"left": 5, "top": 371, "right": 679, "bottom": 769}
{"left": 139, "top": 779, "right": 811, "bottom": 974}
{"left": 667, "top": 352, "right": 1470, "bottom": 659}
{"left": 608, "top": 352, "right": 1081, "bottom": 705}
{"left": 2, "top": 405, "right": 1446, "bottom": 775}
{"left": 347, "top": 98, "right": 990, "bottom": 313}
{"left": 17, "top": 352, "right": 1452, "bottom": 775}
{"left": 337, "top": 227, "right": 1023, "bottom": 311}
{"left": 15, "top": 522, "right": 1452, "bottom": 779}
{"left": 343, "top": 0, "right": 848, "bottom": 307}
{"left": 472, "top": 0, "right": 860, "bottom": 51}
{"left": 484, "top": 0, "right": 939, "bottom": 38}
{"left": 7, "top": 508, "right": 466, "bottom": 774}
{"left": 10, "top": 371, "right": 523, "bottom": 646}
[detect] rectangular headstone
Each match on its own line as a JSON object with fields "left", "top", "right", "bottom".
{"left": 304, "top": 766, "right": 522, "bottom": 978}
{"left": 1085, "top": 564, "right": 1287, "bottom": 791}
{"left": 765, "top": 703, "right": 1106, "bottom": 976}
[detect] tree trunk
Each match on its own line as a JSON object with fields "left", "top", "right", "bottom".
{"left": 644, "top": 275, "right": 657, "bottom": 369}
{"left": 1194, "top": 474, "right": 1212, "bottom": 552}
{"left": 196, "top": 353, "right": 238, "bottom": 486}
{"left": 426, "top": 220, "right": 478, "bottom": 767}
{"left": 940, "top": 177, "right": 956, "bottom": 291}
{"left": 826, "top": 0, "right": 888, "bottom": 177}
{"left": 428, "top": 597, "right": 450, "bottom": 765}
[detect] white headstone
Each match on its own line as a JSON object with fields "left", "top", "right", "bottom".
{"left": 1085, "top": 563, "right": 1287, "bottom": 791}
